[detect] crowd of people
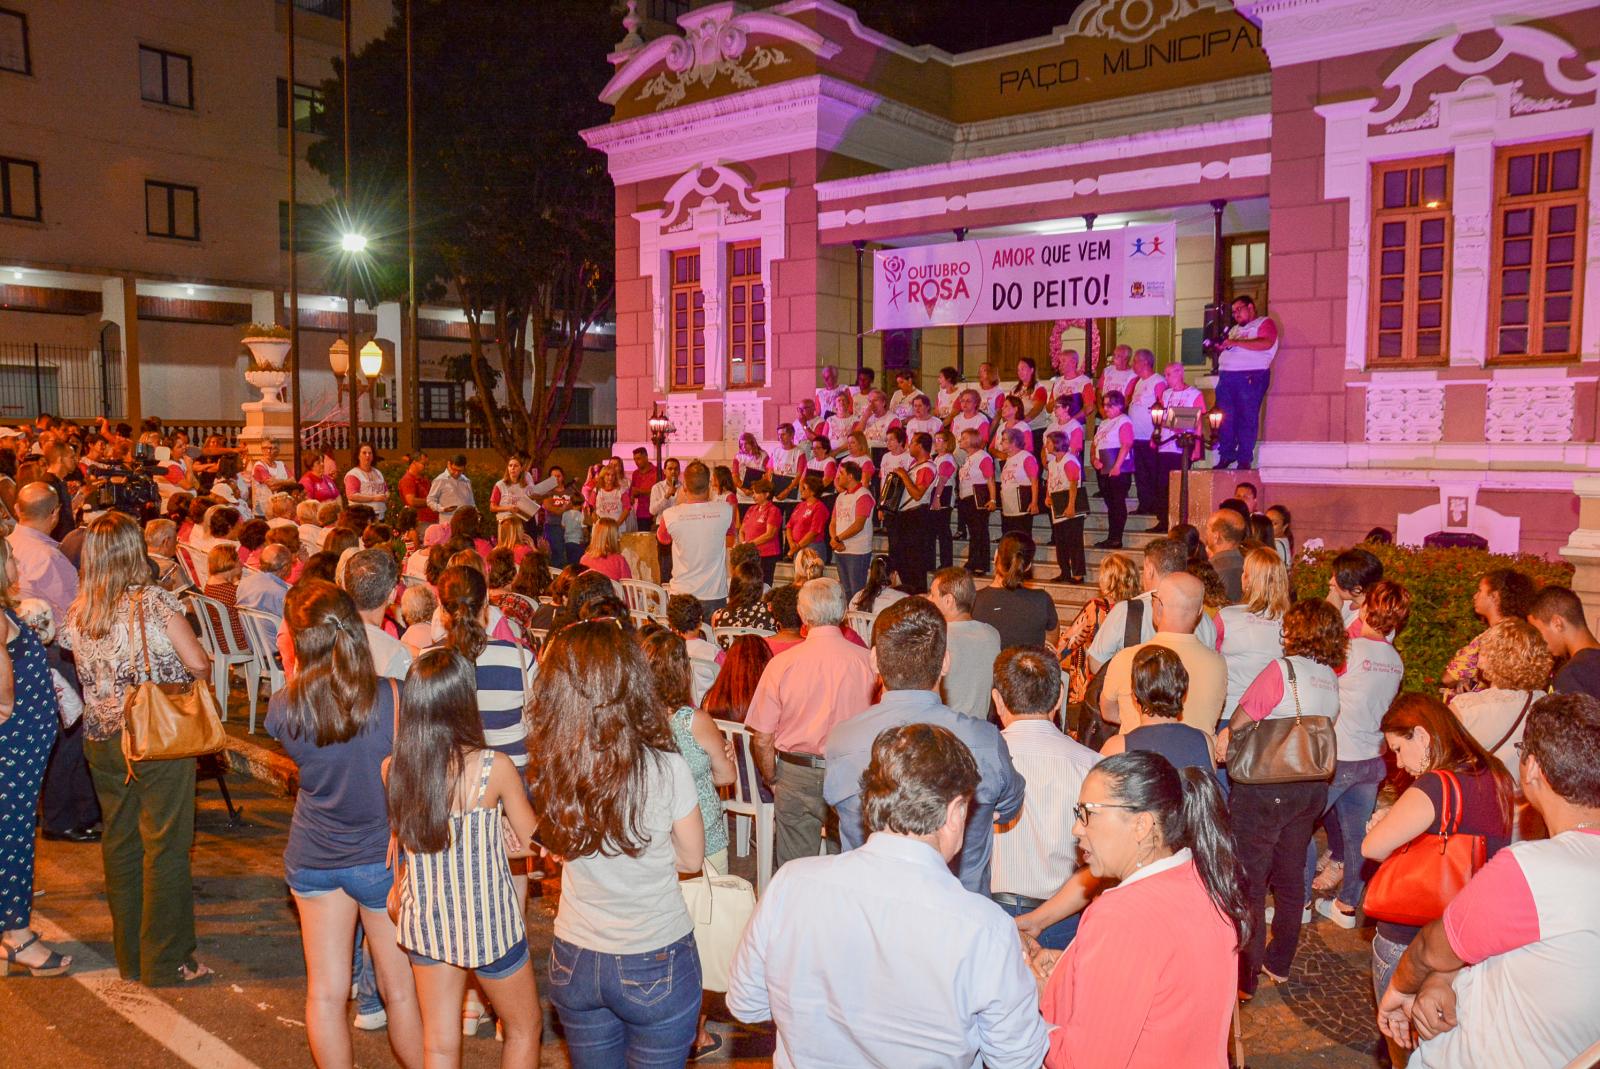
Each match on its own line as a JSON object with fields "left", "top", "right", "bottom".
{"left": 0, "top": 406, "right": 1597, "bottom": 1069}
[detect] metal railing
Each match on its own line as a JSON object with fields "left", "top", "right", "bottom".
{"left": 558, "top": 425, "right": 617, "bottom": 450}
{"left": 418, "top": 422, "right": 616, "bottom": 452}
{"left": 303, "top": 421, "right": 401, "bottom": 455}
{"left": 166, "top": 420, "right": 245, "bottom": 447}
{"left": 0, "top": 342, "right": 124, "bottom": 421}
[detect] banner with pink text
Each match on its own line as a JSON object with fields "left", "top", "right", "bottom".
{"left": 872, "top": 223, "right": 1177, "bottom": 331}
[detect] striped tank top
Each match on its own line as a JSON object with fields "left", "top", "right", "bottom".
{"left": 396, "top": 750, "right": 524, "bottom": 968}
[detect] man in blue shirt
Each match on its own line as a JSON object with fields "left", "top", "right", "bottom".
{"left": 236, "top": 543, "right": 292, "bottom": 646}
{"left": 824, "top": 596, "right": 1026, "bottom": 894}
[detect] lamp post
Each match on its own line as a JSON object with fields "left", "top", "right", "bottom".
{"left": 646, "top": 403, "right": 675, "bottom": 476}
{"left": 1150, "top": 405, "right": 1223, "bottom": 526}
{"left": 340, "top": 231, "right": 368, "bottom": 463}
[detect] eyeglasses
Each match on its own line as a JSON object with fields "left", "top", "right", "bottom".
{"left": 1073, "top": 802, "right": 1138, "bottom": 824}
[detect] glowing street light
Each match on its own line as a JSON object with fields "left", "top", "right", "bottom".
{"left": 359, "top": 339, "right": 384, "bottom": 380}
{"left": 341, "top": 232, "right": 368, "bottom": 254}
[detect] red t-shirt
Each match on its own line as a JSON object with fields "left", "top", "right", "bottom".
{"left": 786, "top": 499, "right": 829, "bottom": 546}
{"left": 398, "top": 472, "right": 437, "bottom": 522}
{"left": 741, "top": 501, "right": 783, "bottom": 557}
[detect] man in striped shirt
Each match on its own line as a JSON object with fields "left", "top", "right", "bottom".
{"left": 990, "top": 646, "right": 1100, "bottom": 949}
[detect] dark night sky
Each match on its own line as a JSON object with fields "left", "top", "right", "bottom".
{"left": 756, "top": 0, "right": 1090, "bottom": 53}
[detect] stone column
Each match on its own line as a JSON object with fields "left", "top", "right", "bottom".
{"left": 1559, "top": 476, "right": 1600, "bottom": 632}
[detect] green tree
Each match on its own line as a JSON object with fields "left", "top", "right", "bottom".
{"left": 308, "top": 0, "right": 616, "bottom": 465}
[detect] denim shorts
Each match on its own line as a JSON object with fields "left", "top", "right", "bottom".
{"left": 409, "top": 938, "right": 529, "bottom": 981}
{"left": 285, "top": 861, "right": 393, "bottom": 912}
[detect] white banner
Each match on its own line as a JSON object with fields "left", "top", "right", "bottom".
{"left": 872, "top": 223, "right": 1177, "bottom": 331}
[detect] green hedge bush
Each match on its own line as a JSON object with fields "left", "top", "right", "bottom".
{"left": 1290, "top": 543, "right": 1572, "bottom": 694}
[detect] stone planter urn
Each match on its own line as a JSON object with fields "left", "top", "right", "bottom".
{"left": 245, "top": 367, "right": 290, "bottom": 405}
{"left": 242, "top": 336, "right": 292, "bottom": 369}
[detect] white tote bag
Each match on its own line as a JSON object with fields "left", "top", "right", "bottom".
{"left": 679, "top": 864, "right": 756, "bottom": 993}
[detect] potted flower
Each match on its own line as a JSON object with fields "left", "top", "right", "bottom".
{"left": 240, "top": 322, "right": 292, "bottom": 369}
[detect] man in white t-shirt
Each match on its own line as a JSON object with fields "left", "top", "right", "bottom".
{"left": 657, "top": 460, "right": 735, "bottom": 613}
{"left": 1378, "top": 694, "right": 1600, "bottom": 1068}
{"left": 930, "top": 567, "right": 1002, "bottom": 721}
{"left": 343, "top": 548, "right": 414, "bottom": 680}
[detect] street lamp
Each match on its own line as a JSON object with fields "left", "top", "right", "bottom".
{"left": 646, "top": 403, "right": 675, "bottom": 476}
{"left": 1151, "top": 404, "right": 1224, "bottom": 526}
{"left": 359, "top": 339, "right": 384, "bottom": 380}
{"left": 341, "top": 232, "right": 368, "bottom": 254}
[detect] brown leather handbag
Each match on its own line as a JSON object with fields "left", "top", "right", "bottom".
{"left": 1224, "top": 658, "right": 1336, "bottom": 785}
{"left": 121, "top": 592, "right": 226, "bottom": 769}
{"left": 1363, "top": 770, "right": 1487, "bottom": 926}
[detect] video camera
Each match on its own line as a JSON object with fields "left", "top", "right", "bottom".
{"left": 83, "top": 443, "right": 163, "bottom": 520}
{"left": 1200, "top": 303, "right": 1232, "bottom": 375}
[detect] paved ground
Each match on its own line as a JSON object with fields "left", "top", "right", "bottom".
{"left": 5, "top": 760, "right": 1393, "bottom": 1069}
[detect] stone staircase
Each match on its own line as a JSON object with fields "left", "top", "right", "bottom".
{"left": 774, "top": 494, "right": 1165, "bottom": 619}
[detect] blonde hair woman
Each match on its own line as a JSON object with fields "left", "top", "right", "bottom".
{"left": 1449, "top": 619, "right": 1554, "bottom": 790}
{"left": 495, "top": 515, "right": 535, "bottom": 564}
{"left": 791, "top": 546, "right": 826, "bottom": 585}
{"left": 578, "top": 517, "right": 631, "bottom": 582}
{"left": 1217, "top": 547, "right": 1291, "bottom": 715}
{"left": 1061, "top": 552, "right": 1142, "bottom": 707}
{"left": 60, "top": 512, "right": 213, "bottom": 986}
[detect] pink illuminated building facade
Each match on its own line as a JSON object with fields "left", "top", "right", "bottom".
{"left": 583, "top": 0, "right": 1600, "bottom": 556}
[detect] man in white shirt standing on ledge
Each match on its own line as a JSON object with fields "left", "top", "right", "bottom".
{"left": 1213, "top": 293, "right": 1278, "bottom": 471}
{"left": 728, "top": 722, "right": 1049, "bottom": 1069}
{"left": 990, "top": 645, "right": 1100, "bottom": 950}
{"left": 657, "top": 460, "right": 734, "bottom": 615}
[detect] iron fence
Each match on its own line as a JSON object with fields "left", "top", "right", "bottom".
{"left": 0, "top": 342, "right": 124, "bottom": 422}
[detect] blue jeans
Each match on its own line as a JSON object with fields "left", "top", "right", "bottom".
{"left": 547, "top": 933, "right": 701, "bottom": 1069}
{"left": 835, "top": 553, "right": 870, "bottom": 606}
{"left": 994, "top": 898, "right": 1081, "bottom": 951}
{"left": 285, "top": 860, "right": 393, "bottom": 911}
{"left": 1215, "top": 369, "right": 1271, "bottom": 467}
{"left": 1371, "top": 930, "right": 1408, "bottom": 1005}
{"left": 353, "top": 924, "right": 382, "bottom": 1016}
{"left": 1304, "top": 756, "right": 1386, "bottom": 907}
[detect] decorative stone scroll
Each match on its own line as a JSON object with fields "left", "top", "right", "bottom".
{"left": 1365, "top": 386, "right": 1445, "bottom": 443}
{"left": 1484, "top": 383, "right": 1576, "bottom": 443}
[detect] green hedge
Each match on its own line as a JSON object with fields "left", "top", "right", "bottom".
{"left": 1289, "top": 543, "right": 1572, "bottom": 694}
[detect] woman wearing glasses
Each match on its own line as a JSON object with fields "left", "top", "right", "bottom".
{"left": 1030, "top": 750, "right": 1248, "bottom": 1067}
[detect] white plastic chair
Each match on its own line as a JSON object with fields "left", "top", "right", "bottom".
{"left": 186, "top": 593, "right": 258, "bottom": 729}
{"left": 620, "top": 578, "right": 669, "bottom": 617}
{"left": 845, "top": 609, "right": 877, "bottom": 641}
{"left": 238, "top": 607, "right": 285, "bottom": 734}
{"left": 176, "top": 543, "right": 207, "bottom": 588}
{"left": 714, "top": 625, "right": 773, "bottom": 648}
{"left": 715, "top": 718, "right": 774, "bottom": 895}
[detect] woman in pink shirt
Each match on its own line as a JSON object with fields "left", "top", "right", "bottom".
{"left": 577, "top": 517, "right": 631, "bottom": 582}
{"left": 740, "top": 479, "right": 783, "bottom": 585}
{"left": 785, "top": 475, "right": 830, "bottom": 560}
{"left": 299, "top": 451, "right": 341, "bottom": 503}
{"left": 1035, "top": 750, "right": 1246, "bottom": 1068}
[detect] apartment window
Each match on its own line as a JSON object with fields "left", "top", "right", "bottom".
{"left": 727, "top": 242, "right": 766, "bottom": 387}
{"left": 1369, "top": 156, "right": 1451, "bottom": 364}
{"left": 139, "top": 45, "right": 193, "bottom": 109}
{"left": 0, "top": 156, "right": 40, "bottom": 221}
{"left": 1490, "top": 138, "right": 1589, "bottom": 362}
{"left": 276, "top": 78, "right": 324, "bottom": 132}
{"left": 670, "top": 250, "right": 705, "bottom": 390}
{"left": 277, "top": 200, "right": 320, "bottom": 251}
{"left": 146, "top": 180, "right": 199, "bottom": 240}
{"left": 0, "top": 8, "right": 29, "bottom": 74}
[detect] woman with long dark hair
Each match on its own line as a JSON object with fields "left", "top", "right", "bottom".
{"left": 1035, "top": 751, "right": 1248, "bottom": 1066}
{"left": 1442, "top": 567, "right": 1539, "bottom": 695}
{"left": 1361, "top": 694, "right": 1513, "bottom": 1034}
{"left": 266, "top": 580, "right": 421, "bottom": 1069}
{"left": 387, "top": 650, "right": 542, "bottom": 1069}
{"left": 702, "top": 635, "right": 776, "bottom": 804}
{"left": 525, "top": 623, "right": 705, "bottom": 1068}
{"left": 711, "top": 559, "right": 777, "bottom": 632}
{"left": 1217, "top": 598, "right": 1346, "bottom": 1001}
{"left": 849, "top": 554, "right": 908, "bottom": 615}
{"left": 435, "top": 566, "right": 536, "bottom": 778}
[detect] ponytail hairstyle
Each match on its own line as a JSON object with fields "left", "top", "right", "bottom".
{"left": 437, "top": 564, "right": 490, "bottom": 662}
{"left": 387, "top": 648, "right": 487, "bottom": 854}
{"left": 280, "top": 579, "right": 379, "bottom": 746}
{"left": 1097, "top": 751, "right": 1251, "bottom": 950}
{"left": 857, "top": 554, "right": 894, "bottom": 610}
{"left": 994, "top": 532, "right": 1035, "bottom": 591}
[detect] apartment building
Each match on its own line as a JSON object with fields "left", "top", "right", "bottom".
{"left": 0, "top": 0, "right": 616, "bottom": 449}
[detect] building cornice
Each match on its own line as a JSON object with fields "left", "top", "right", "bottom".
{"left": 814, "top": 112, "right": 1271, "bottom": 203}
{"left": 1237, "top": 0, "right": 1600, "bottom": 68}
{"left": 582, "top": 74, "right": 956, "bottom": 184}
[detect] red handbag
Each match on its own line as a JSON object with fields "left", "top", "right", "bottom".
{"left": 1362, "top": 770, "right": 1487, "bottom": 927}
